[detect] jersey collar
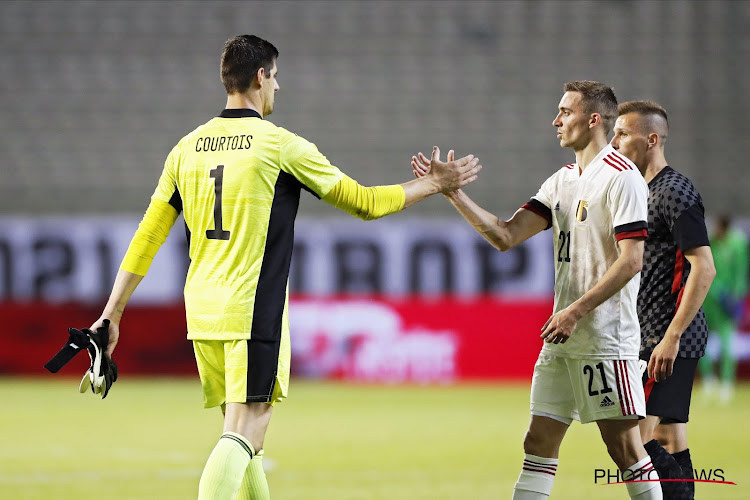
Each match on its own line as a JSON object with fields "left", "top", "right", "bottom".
{"left": 576, "top": 144, "right": 612, "bottom": 178}
{"left": 648, "top": 165, "right": 672, "bottom": 186}
{"left": 219, "top": 109, "right": 263, "bottom": 119}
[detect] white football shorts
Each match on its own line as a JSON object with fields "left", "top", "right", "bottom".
{"left": 529, "top": 351, "right": 646, "bottom": 424}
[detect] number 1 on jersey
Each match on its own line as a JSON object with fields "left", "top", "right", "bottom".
{"left": 206, "top": 165, "right": 231, "bottom": 240}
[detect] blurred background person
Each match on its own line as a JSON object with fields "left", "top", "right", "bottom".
{"left": 699, "top": 214, "right": 749, "bottom": 402}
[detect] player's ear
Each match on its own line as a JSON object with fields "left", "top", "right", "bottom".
{"left": 255, "top": 67, "right": 265, "bottom": 86}
{"left": 589, "top": 113, "right": 601, "bottom": 128}
{"left": 647, "top": 132, "right": 659, "bottom": 149}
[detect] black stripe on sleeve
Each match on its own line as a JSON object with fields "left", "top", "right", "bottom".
{"left": 614, "top": 221, "right": 648, "bottom": 241}
{"left": 521, "top": 198, "right": 552, "bottom": 229}
{"left": 672, "top": 203, "right": 710, "bottom": 251}
{"left": 615, "top": 221, "right": 648, "bottom": 234}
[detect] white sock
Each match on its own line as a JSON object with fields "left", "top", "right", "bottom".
{"left": 623, "top": 456, "right": 662, "bottom": 500}
{"left": 512, "top": 453, "right": 558, "bottom": 499}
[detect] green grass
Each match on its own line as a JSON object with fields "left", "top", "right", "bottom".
{"left": 1, "top": 378, "right": 749, "bottom": 499}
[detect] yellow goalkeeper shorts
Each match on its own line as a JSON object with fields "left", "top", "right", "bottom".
{"left": 193, "top": 339, "right": 286, "bottom": 408}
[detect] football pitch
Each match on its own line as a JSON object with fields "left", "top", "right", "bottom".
{"left": 1, "top": 378, "right": 748, "bottom": 499}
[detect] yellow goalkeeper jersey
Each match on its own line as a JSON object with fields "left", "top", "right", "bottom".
{"left": 124, "top": 108, "right": 344, "bottom": 340}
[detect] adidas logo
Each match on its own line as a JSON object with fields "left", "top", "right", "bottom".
{"left": 600, "top": 396, "right": 615, "bottom": 408}
{"left": 554, "top": 202, "right": 560, "bottom": 211}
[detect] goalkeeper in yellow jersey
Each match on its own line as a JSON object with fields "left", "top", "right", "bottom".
{"left": 87, "top": 35, "right": 481, "bottom": 499}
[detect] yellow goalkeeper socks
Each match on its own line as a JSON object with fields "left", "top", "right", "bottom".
{"left": 198, "top": 432, "right": 255, "bottom": 500}
{"left": 235, "top": 449, "right": 270, "bottom": 500}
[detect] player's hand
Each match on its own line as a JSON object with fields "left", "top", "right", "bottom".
{"left": 90, "top": 316, "right": 119, "bottom": 358}
{"left": 540, "top": 306, "right": 582, "bottom": 344}
{"left": 411, "top": 150, "right": 437, "bottom": 179}
{"left": 648, "top": 335, "right": 679, "bottom": 382}
{"left": 422, "top": 146, "right": 481, "bottom": 194}
{"left": 413, "top": 150, "right": 467, "bottom": 201}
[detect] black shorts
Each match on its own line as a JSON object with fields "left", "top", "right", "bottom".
{"left": 641, "top": 357, "right": 699, "bottom": 423}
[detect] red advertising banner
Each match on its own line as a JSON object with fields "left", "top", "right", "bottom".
{"left": 0, "top": 297, "right": 552, "bottom": 381}
{"left": 5, "top": 297, "right": 750, "bottom": 381}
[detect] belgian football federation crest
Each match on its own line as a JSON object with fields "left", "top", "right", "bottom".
{"left": 576, "top": 200, "right": 589, "bottom": 222}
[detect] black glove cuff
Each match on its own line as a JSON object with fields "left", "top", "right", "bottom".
{"left": 43, "top": 328, "right": 92, "bottom": 373}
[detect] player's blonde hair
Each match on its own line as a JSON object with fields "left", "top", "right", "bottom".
{"left": 618, "top": 100, "right": 669, "bottom": 144}
{"left": 617, "top": 101, "right": 669, "bottom": 129}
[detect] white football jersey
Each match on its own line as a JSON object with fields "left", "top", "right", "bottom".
{"left": 523, "top": 145, "right": 648, "bottom": 359}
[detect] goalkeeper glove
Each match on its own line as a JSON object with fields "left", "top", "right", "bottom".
{"left": 44, "top": 320, "right": 118, "bottom": 399}
{"left": 78, "top": 320, "right": 118, "bottom": 398}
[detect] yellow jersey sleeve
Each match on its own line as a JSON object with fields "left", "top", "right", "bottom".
{"left": 151, "top": 146, "right": 180, "bottom": 204}
{"left": 120, "top": 198, "right": 179, "bottom": 276}
{"left": 322, "top": 175, "right": 405, "bottom": 220}
{"left": 279, "top": 130, "right": 344, "bottom": 198}
{"left": 120, "top": 151, "right": 181, "bottom": 276}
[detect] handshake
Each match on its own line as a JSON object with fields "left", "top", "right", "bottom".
{"left": 44, "top": 319, "right": 119, "bottom": 399}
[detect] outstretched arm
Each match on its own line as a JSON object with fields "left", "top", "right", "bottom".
{"left": 323, "top": 146, "right": 481, "bottom": 220}
{"left": 411, "top": 151, "right": 546, "bottom": 251}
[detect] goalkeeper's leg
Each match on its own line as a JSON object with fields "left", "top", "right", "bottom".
{"left": 235, "top": 449, "right": 270, "bottom": 500}
{"left": 198, "top": 402, "right": 273, "bottom": 500}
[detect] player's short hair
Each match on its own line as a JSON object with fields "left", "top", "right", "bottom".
{"left": 617, "top": 100, "right": 669, "bottom": 130}
{"left": 563, "top": 80, "right": 618, "bottom": 132}
{"left": 221, "top": 35, "right": 279, "bottom": 94}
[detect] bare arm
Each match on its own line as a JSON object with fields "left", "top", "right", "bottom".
{"left": 648, "top": 245, "right": 716, "bottom": 381}
{"left": 90, "top": 269, "right": 144, "bottom": 357}
{"left": 444, "top": 189, "right": 548, "bottom": 251}
{"left": 87, "top": 197, "right": 179, "bottom": 356}
{"left": 541, "top": 237, "right": 644, "bottom": 344}
{"left": 411, "top": 151, "right": 545, "bottom": 250}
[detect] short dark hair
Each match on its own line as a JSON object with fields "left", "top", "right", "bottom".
{"left": 221, "top": 35, "right": 279, "bottom": 94}
{"left": 563, "top": 80, "right": 618, "bottom": 132}
{"left": 617, "top": 100, "right": 669, "bottom": 129}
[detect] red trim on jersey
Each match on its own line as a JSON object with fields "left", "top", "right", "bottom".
{"left": 606, "top": 153, "right": 629, "bottom": 170}
{"left": 603, "top": 157, "right": 622, "bottom": 171}
{"left": 564, "top": 164, "right": 575, "bottom": 169}
{"left": 609, "top": 152, "right": 633, "bottom": 170}
{"left": 644, "top": 376, "right": 656, "bottom": 403}
{"left": 671, "top": 248, "right": 685, "bottom": 294}
{"left": 613, "top": 361, "right": 628, "bottom": 415}
{"left": 615, "top": 229, "right": 648, "bottom": 241}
